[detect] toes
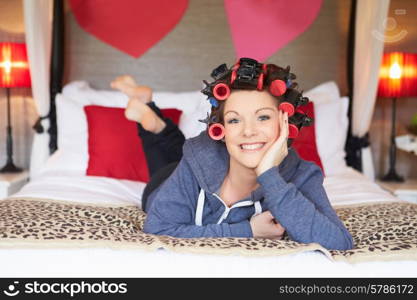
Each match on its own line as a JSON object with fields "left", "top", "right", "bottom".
{"left": 110, "top": 81, "right": 118, "bottom": 89}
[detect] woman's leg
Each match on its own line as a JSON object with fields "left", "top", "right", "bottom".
{"left": 137, "top": 102, "right": 185, "bottom": 176}
{"left": 111, "top": 75, "right": 185, "bottom": 175}
{"left": 111, "top": 76, "right": 185, "bottom": 211}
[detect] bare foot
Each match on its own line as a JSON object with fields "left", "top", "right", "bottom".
{"left": 111, "top": 75, "right": 152, "bottom": 103}
{"left": 125, "top": 99, "right": 166, "bottom": 133}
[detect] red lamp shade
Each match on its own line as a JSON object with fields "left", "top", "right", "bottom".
{"left": 377, "top": 52, "right": 417, "bottom": 98}
{"left": 0, "top": 42, "right": 31, "bottom": 88}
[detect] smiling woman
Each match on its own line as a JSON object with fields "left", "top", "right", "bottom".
{"left": 113, "top": 57, "right": 353, "bottom": 251}
{"left": 222, "top": 91, "right": 283, "bottom": 172}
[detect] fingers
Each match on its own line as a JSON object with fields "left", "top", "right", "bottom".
{"left": 251, "top": 210, "right": 286, "bottom": 239}
{"left": 276, "top": 110, "right": 289, "bottom": 143}
{"left": 280, "top": 110, "right": 289, "bottom": 144}
{"left": 263, "top": 211, "right": 274, "bottom": 220}
{"left": 274, "top": 223, "right": 285, "bottom": 232}
{"left": 282, "top": 111, "right": 288, "bottom": 137}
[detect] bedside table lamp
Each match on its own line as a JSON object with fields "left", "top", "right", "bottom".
{"left": 377, "top": 52, "right": 417, "bottom": 182}
{"left": 0, "top": 43, "right": 31, "bottom": 173}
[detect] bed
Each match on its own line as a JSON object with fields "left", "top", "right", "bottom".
{"left": 2, "top": 0, "right": 417, "bottom": 278}
{"left": 2, "top": 80, "right": 417, "bottom": 277}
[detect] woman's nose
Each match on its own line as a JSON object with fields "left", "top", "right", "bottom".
{"left": 242, "top": 121, "right": 257, "bottom": 137}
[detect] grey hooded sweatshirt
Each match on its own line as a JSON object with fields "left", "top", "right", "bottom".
{"left": 143, "top": 131, "right": 354, "bottom": 250}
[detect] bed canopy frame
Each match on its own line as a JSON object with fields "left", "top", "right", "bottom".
{"left": 44, "top": 0, "right": 366, "bottom": 173}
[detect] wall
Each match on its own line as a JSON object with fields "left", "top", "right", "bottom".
{"left": 64, "top": 0, "right": 351, "bottom": 93}
{"left": 370, "top": 0, "right": 417, "bottom": 179}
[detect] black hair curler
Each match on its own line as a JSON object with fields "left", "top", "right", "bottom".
{"left": 230, "top": 57, "right": 264, "bottom": 90}
{"left": 287, "top": 111, "right": 313, "bottom": 147}
{"left": 201, "top": 63, "right": 231, "bottom": 99}
{"left": 210, "top": 63, "right": 229, "bottom": 80}
{"left": 284, "top": 88, "right": 309, "bottom": 106}
{"left": 288, "top": 110, "right": 313, "bottom": 139}
{"left": 268, "top": 65, "right": 296, "bottom": 96}
{"left": 278, "top": 89, "right": 309, "bottom": 117}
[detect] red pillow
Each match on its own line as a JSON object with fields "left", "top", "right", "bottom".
{"left": 291, "top": 102, "right": 325, "bottom": 176}
{"left": 84, "top": 105, "right": 182, "bottom": 182}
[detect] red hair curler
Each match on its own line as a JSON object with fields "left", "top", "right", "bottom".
{"left": 256, "top": 63, "right": 267, "bottom": 91}
{"left": 257, "top": 73, "right": 264, "bottom": 90}
{"left": 208, "top": 123, "right": 225, "bottom": 140}
{"left": 231, "top": 70, "right": 237, "bottom": 84}
{"left": 278, "top": 102, "right": 295, "bottom": 117}
{"left": 288, "top": 124, "right": 299, "bottom": 139}
{"left": 295, "top": 108, "right": 306, "bottom": 114}
{"left": 213, "top": 83, "right": 230, "bottom": 100}
{"left": 230, "top": 62, "right": 240, "bottom": 85}
{"left": 232, "top": 62, "right": 240, "bottom": 70}
{"left": 269, "top": 79, "right": 287, "bottom": 96}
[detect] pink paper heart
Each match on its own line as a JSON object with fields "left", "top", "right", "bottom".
{"left": 69, "top": 0, "right": 189, "bottom": 58}
{"left": 224, "top": 0, "right": 322, "bottom": 61}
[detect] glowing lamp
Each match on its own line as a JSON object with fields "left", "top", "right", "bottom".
{"left": 377, "top": 52, "right": 417, "bottom": 182}
{"left": 0, "top": 43, "right": 31, "bottom": 173}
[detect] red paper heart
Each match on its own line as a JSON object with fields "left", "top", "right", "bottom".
{"left": 69, "top": 0, "right": 189, "bottom": 58}
{"left": 224, "top": 0, "right": 322, "bottom": 61}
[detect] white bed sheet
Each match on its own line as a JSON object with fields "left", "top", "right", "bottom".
{"left": 2, "top": 166, "right": 417, "bottom": 277}
{"left": 10, "top": 170, "right": 146, "bottom": 207}
{"left": 323, "top": 167, "right": 399, "bottom": 207}
{"left": 2, "top": 248, "right": 417, "bottom": 278}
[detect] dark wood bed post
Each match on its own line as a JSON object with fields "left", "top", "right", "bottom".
{"left": 49, "top": 0, "right": 64, "bottom": 154}
{"left": 344, "top": 0, "right": 368, "bottom": 172}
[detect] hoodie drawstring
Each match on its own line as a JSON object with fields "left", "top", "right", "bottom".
{"left": 194, "top": 189, "right": 262, "bottom": 226}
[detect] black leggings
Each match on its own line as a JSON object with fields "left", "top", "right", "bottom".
{"left": 138, "top": 102, "right": 185, "bottom": 211}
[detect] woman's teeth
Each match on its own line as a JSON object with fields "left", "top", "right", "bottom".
{"left": 240, "top": 143, "right": 265, "bottom": 150}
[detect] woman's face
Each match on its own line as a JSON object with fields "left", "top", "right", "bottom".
{"left": 223, "top": 90, "right": 280, "bottom": 170}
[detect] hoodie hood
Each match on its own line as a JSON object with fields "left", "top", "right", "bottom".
{"left": 183, "top": 131, "right": 301, "bottom": 194}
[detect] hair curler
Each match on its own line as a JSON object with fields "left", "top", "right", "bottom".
{"left": 278, "top": 102, "right": 295, "bottom": 117}
{"left": 283, "top": 88, "right": 309, "bottom": 107}
{"left": 257, "top": 73, "right": 264, "bottom": 90}
{"left": 269, "top": 79, "right": 287, "bottom": 96}
{"left": 213, "top": 83, "right": 230, "bottom": 100}
{"left": 288, "top": 111, "right": 313, "bottom": 139}
{"left": 208, "top": 123, "right": 225, "bottom": 140}
{"left": 288, "top": 124, "right": 299, "bottom": 139}
{"left": 278, "top": 89, "right": 309, "bottom": 117}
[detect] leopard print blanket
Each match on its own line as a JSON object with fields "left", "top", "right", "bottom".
{"left": 1, "top": 198, "right": 417, "bottom": 263}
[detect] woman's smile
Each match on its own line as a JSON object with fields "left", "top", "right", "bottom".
{"left": 239, "top": 142, "right": 266, "bottom": 151}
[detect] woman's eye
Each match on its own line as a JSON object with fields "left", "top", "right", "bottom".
{"left": 258, "top": 115, "right": 271, "bottom": 121}
{"left": 227, "top": 118, "right": 239, "bottom": 124}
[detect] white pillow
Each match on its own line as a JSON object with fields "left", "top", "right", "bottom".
{"left": 41, "top": 94, "right": 88, "bottom": 175}
{"left": 62, "top": 81, "right": 129, "bottom": 107}
{"left": 151, "top": 90, "right": 207, "bottom": 139}
{"left": 314, "top": 97, "right": 349, "bottom": 176}
{"left": 62, "top": 81, "right": 206, "bottom": 139}
{"left": 304, "top": 81, "right": 341, "bottom": 104}
{"left": 40, "top": 81, "right": 206, "bottom": 174}
{"left": 302, "top": 81, "right": 349, "bottom": 176}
